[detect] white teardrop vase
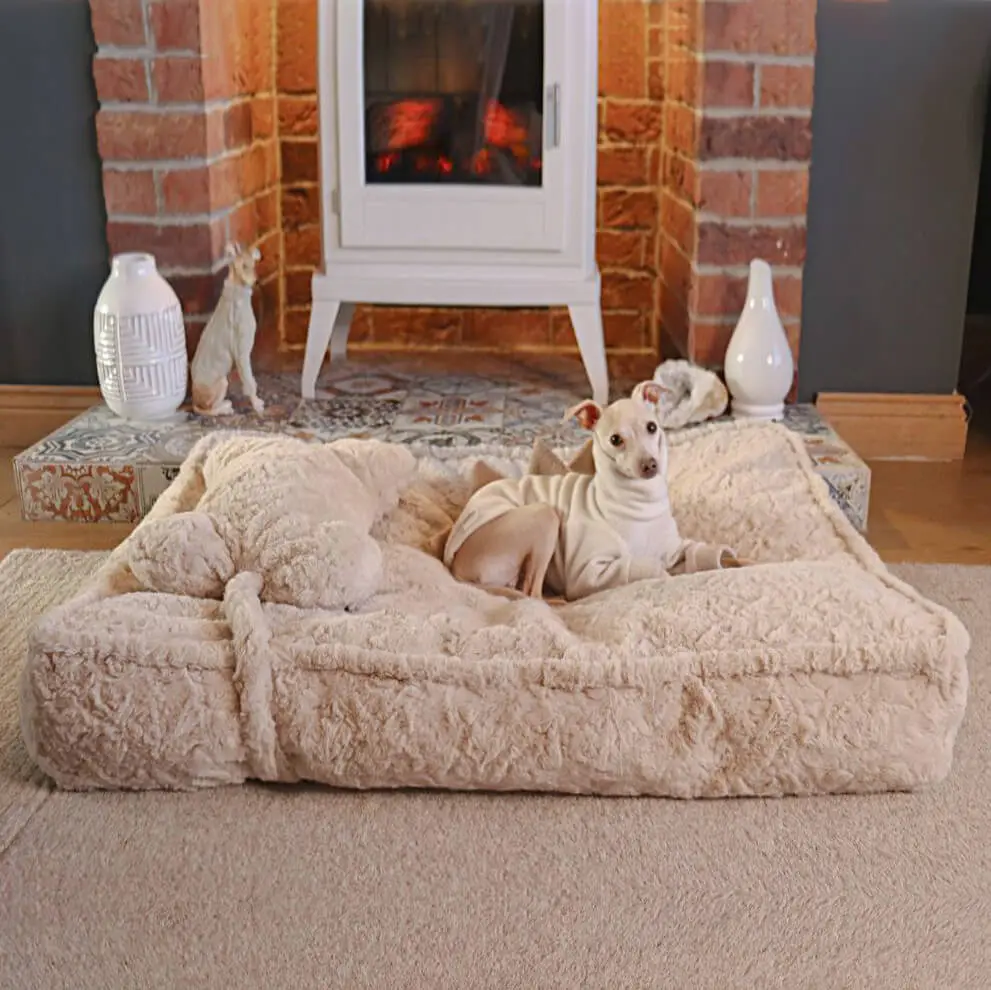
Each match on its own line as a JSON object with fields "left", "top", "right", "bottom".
{"left": 723, "top": 259, "right": 795, "bottom": 421}
{"left": 93, "top": 252, "right": 188, "bottom": 421}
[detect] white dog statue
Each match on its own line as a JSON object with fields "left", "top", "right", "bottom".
{"left": 190, "top": 242, "right": 264, "bottom": 417}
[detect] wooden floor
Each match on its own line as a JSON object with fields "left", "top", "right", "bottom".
{"left": 2, "top": 419, "right": 991, "bottom": 565}
{"left": 864, "top": 416, "right": 991, "bottom": 565}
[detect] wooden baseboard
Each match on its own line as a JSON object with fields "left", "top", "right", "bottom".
{"left": 815, "top": 391, "right": 969, "bottom": 461}
{"left": 0, "top": 385, "right": 102, "bottom": 450}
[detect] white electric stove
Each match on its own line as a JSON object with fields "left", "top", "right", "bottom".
{"left": 303, "top": 0, "right": 607, "bottom": 403}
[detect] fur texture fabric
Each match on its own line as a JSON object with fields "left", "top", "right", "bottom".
{"left": 650, "top": 359, "right": 729, "bottom": 429}
{"left": 19, "top": 421, "right": 969, "bottom": 797}
{"left": 126, "top": 434, "right": 416, "bottom": 611}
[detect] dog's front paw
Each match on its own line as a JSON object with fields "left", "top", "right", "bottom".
{"left": 202, "top": 400, "right": 234, "bottom": 417}
{"left": 249, "top": 396, "right": 265, "bottom": 414}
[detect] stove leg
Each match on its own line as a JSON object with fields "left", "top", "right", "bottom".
{"left": 302, "top": 299, "right": 354, "bottom": 399}
{"left": 568, "top": 302, "right": 609, "bottom": 406}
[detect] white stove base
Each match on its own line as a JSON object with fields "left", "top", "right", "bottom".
{"left": 302, "top": 265, "right": 609, "bottom": 405}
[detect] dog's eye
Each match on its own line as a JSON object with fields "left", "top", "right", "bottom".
{"left": 609, "top": 434, "right": 623, "bottom": 448}
{"left": 646, "top": 421, "right": 658, "bottom": 434}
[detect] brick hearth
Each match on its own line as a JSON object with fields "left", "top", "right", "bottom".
{"left": 89, "top": 0, "right": 816, "bottom": 374}
{"left": 14, "top": 358, "right": 869, "bottom": 528}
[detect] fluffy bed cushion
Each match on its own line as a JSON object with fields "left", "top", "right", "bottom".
{"left": 20, "top": 422, "right": 969, "bottom": 797}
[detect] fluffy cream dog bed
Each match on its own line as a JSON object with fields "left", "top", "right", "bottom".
{"left": 20, "top": 421, "right": 969, "bottom": 797}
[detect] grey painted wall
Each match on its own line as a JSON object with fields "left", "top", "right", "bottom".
{"left": 0, "top": 0, "right": 107, "bottom": 386}
{"left": 967, "top": 96, "right": 991, "bottom": 315}
{"left": 798, "top": 0, "right": 991, "bottom": 401}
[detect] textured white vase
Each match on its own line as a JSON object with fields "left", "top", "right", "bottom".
{"left": 723, "top": 258, "right": 795, "bottom": 420}
{"left": 93, "top": 252, "right": 188, "bottom": 421}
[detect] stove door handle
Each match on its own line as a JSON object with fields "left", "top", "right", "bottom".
{"left": 545, "top": 83, "right": 561, "bottom": 150}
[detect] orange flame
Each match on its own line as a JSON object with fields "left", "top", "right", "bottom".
{"left": 483, "top": 100, "right": 528, "bottom": 148}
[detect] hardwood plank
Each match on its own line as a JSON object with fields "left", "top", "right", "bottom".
{"left": 864, "top": 424, "right": 991, "bottom": 563}
{"left": 0, "top": 519, "right": 133, "bottom": 560}
{"left": 817, "top": 391, "right": 969, "bottom": 461}
{"left": 0, "top": 450, "right": 16, "bottom": 512}
{"left": 0, "top": 385, "right": 101, "bottom": 449}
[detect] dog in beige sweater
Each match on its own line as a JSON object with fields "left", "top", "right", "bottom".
{"left": 444, "top": 381, "right": 745, "bottom": 602}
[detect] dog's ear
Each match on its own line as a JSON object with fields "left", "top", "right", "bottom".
{"left": 633, "top": 380, "right": 669, "bottom": 407}
{"left": 224, "top": 241, "right": 239, "bottom": 262}
{"left": 562, "top": 400, "right": 602, "bottom": 430}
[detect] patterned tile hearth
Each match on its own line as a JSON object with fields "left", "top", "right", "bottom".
{"left": 13, "top": 358, "right": 871, "bottom": 529}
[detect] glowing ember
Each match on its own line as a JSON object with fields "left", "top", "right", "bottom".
{"left": 376, "top": 98, "right": 440, "bottom": 151}
{"left": 367, "top": 98, "right": 541, "bottom": 183}
{"left": 483, "top": 100, "right": 528, "bottom": 148}
{"left": 375, "top": 151, "right": 400, "bottom": 173}
{"left": 471, "top": 148, "right": 493, "bottom": 175}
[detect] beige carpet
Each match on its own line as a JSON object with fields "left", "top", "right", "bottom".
{"left": 0, "top": 550, "right": 105, "bottom": 854}
{"left": 0, "top": 552, "right": 988, "bottom": 990}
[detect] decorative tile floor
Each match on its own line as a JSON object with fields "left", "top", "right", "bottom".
{"left": 14, "top": 359, "right": 871, "bottom": 529}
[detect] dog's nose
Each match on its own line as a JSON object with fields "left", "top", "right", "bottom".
{"left": 640, "top": 458, "right": 658, "bottom": 479}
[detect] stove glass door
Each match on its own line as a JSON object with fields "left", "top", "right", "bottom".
{"left": 363, "top": 1, "right": 544, "bottom": 188}
{"left": 336, "top": 0, "right": 572, "bottom": 254}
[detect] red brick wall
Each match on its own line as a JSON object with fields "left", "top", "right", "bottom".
{"left": 88, "top": 0, "right": 818, "bottom": 371}
{"left": 276, "top": 0, "right": 321, "bottom": 350}
{"left": 90, "top": 0, "right": 282, "bottom": 357}
{"left": 275, "top": 0, "right": 667, "bottom": 363}
{"left": 659, "top": 0, "right": 816, "bottom": 371}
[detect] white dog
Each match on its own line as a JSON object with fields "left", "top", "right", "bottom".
{"left": 444, "top": 382, "right": 746, "bottom": 602}
{"left": 190, "top": 242, "right": 264, "bottom": 417}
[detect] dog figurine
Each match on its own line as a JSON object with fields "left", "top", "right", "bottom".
{"left": 444, "top": 382, "right": 746, "bottom": 602}
{"left": 190, "top": 242, "right": 264, "bottom": 417}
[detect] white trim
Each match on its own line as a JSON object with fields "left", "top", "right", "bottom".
{"left": 313, "top": 267, "right": 599, "bottom": 308}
